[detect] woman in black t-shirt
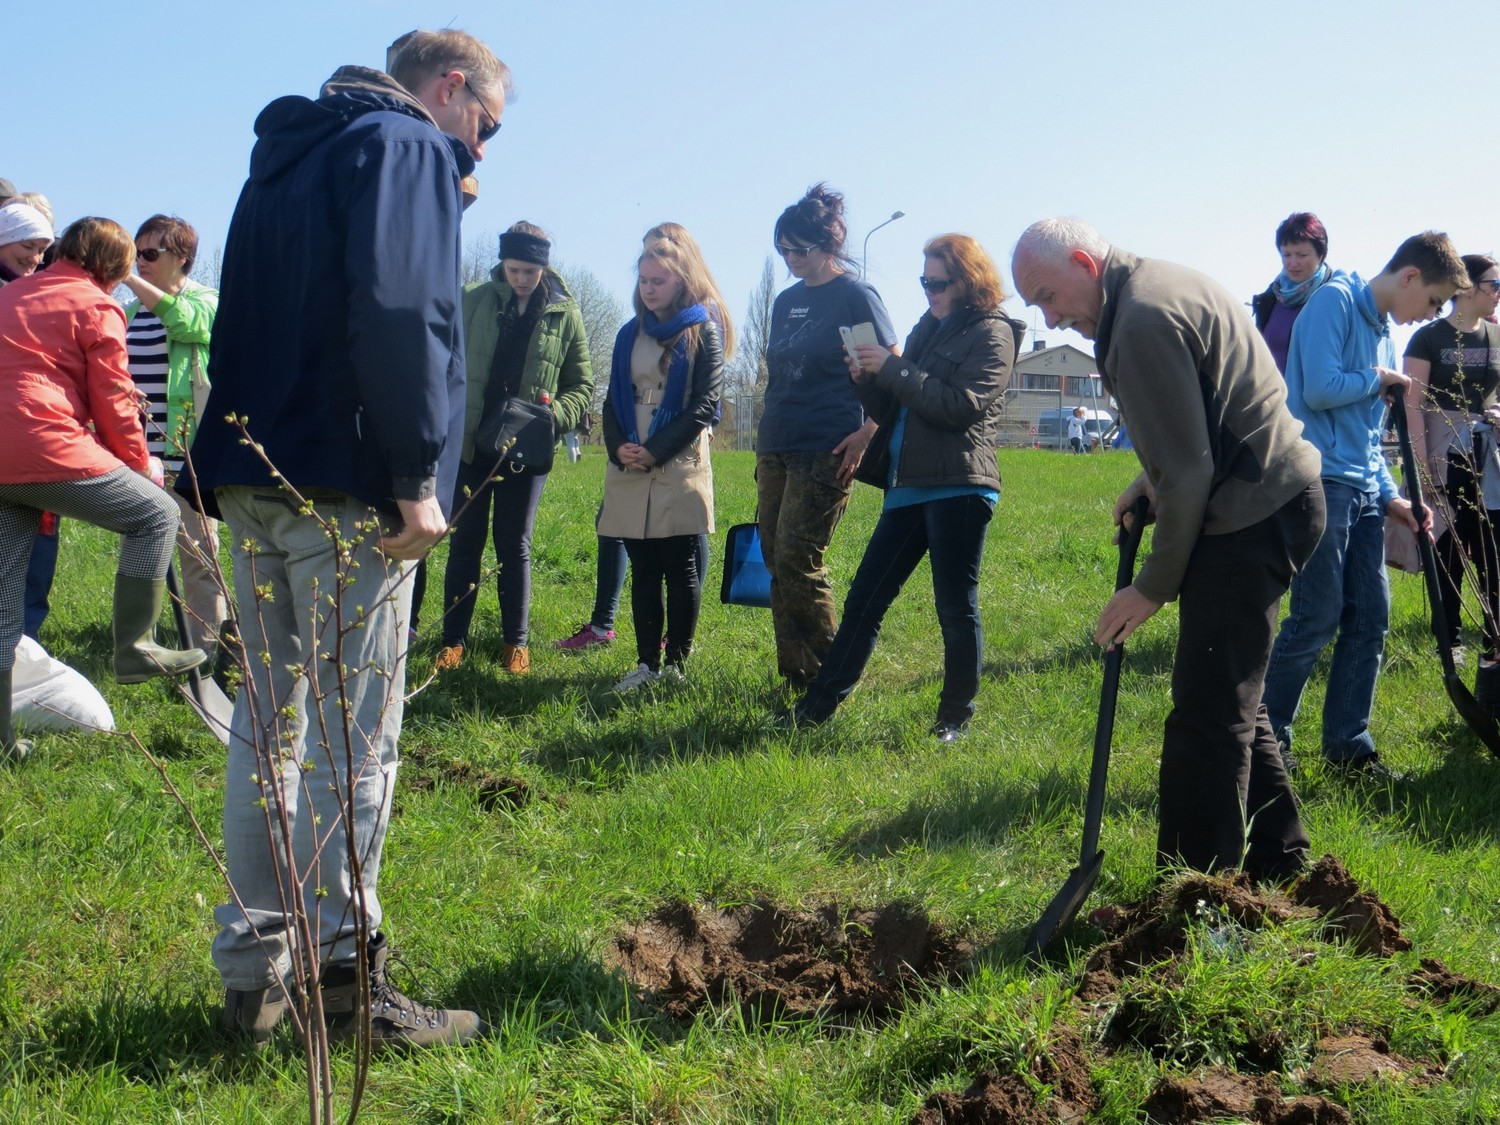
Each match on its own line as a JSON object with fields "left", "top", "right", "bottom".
{"left": 1404, "top": 253, "right": 1500, "bottom": 659}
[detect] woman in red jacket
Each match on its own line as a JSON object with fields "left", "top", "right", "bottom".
{"left": 0, "top": 217, "right": 205, "bottom": 762}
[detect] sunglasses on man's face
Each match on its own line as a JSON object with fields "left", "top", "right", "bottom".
{"left": 919, "top": 276, "right": 953, "bottom": 294}
{"left": 136, "top": 248, "right": 173, "bottom": 263}
{"left": 462, "top": 81, "right": 502, "bottom": 144}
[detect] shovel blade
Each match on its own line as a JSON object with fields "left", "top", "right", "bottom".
{"left": 182, "top": 673, "right": 234, "bottom": 746}
{"left": 1024, "top": 849, "right": 1104, "bottom": 959}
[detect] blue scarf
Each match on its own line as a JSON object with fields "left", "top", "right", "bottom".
{"left": 609, "top": 305, "right": 709, "bottom": 443}
{"left": 1275, "top": 262, "right": 1331, "bottom": 309}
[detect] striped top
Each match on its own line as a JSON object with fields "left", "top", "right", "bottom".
{"left": 125, "top": 307, "right": 177, "bottom": 471}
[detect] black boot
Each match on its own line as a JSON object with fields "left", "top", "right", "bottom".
{"left": 1, "top": 668, "right": 33, "bottom": 764}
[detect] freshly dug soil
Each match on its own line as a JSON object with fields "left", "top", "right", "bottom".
{"left": 609, "top": 899, "right": 970, "bottom": 1022}
{"left": 1141, "top": 1070, "right": 1351, "bottom": 1124}
{"left": 1406, "top": 957, "right": 1500, "bottom": 1014}
{"left": 1078, "top": 855, "right": 1410, "bottom": 1000}
{"left": 403, "top": 763, "right": 539, "bottom": 811}
{"left": 908, "top": 1027, "right": 1098, "bottom": 1124}
{"left": 1307, "top": 1033, "right": 1438, "bottom": 1088}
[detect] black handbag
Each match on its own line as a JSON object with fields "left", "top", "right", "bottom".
{"left": 720, "top": 522, "right": 772, "bottom": 607}
{"left": 473, "top": 397, "right": 556, "bottom": 474}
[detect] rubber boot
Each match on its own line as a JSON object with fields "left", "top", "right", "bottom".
{"left": 113, "top": 576, "right": 208, "bottom": 684}
{"left": 0, "top": 668, "right": 32, "bottom": 764}
{"left": 1476, "top": 658, "right": 1500, "bottom": 720}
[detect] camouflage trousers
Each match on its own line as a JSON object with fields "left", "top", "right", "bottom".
{"left": 755, "top": 451, "right": 853, "bottom": 686}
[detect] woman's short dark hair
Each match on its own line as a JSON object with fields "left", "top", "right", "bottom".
{"left": 773, "top": 182, "right": 854, "bottom": 271}
{"left": 56, "top": 217, "right": 135, "bottom": 286}
{"left": 1275, "top": 212, "right": 1328, "bottom": 261}
{"left": 135, "top": 214, "right": 199, "bottom": 273}
{"left": 924, "top": 233, "right": 1006, "bottom": 312}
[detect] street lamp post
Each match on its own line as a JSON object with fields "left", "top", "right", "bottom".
{"left": 861, "top": 210, "right": 905, "bottom": 276}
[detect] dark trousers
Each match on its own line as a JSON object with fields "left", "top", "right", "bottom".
{"left": 623, "top": 535, "right": 701, "bottom": 669}
{"left": 591, "top": 533, "right": 706, "bottom": 634}
{"left": 441, "top": 458, "right": 547, "bottom": 647}
{"left": 1159, "top": 482, "right": 1325, "bottom": 880}
{"left": 1437, "top": 444, "right": 1500, "bottom": 652}
{"left": 799, "top": 494, "right": 992, "bottom": 724}
{"left": 24, "top": 518, "right": 59, "bottom": 639}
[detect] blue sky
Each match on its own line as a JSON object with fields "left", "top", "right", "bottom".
{"left": 13, "top": 1, "right": 1489, "bottom": 355}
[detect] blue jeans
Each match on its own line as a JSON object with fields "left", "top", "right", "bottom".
{"left": 1262, "top": 479, "right": 1387, "bottom": 763}
{"left": 211, "top": 486, "right": 412, "bottom": 988}
{"left": 798, "top": 493, "right": 992, "bottom": 724}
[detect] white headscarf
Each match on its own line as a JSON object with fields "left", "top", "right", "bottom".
{"left": 0, "top": 203, "right": 55, "bottom": 248}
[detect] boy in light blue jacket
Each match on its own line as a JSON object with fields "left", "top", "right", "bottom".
{"left": 1263, "top": 232, "right": 1467, "bottom": 779}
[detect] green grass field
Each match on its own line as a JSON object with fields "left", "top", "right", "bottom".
{"left": 2, "top": 447, "right": 1498, "bottom": 1123}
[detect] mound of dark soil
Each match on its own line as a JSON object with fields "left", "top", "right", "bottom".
{"left": 609, "top": 899, "right": 970, "bottom": 1022}
{"left": 1286, "top": 855, "right": 1412, "bottom": 957}
{"left": 908, "top": 1027, "right": 1097, "bottom": 1124}
{"left": 1141, "top": 1070, "right": 1350, "bottom": 1124}
{"left": 1406, "top": 957, "right": 1500, "bottom": 1014}
{"left": 1077, "top": 855, "right": 1410, "bottom": 1001}
{"left": 1307, "top": 1033, "right": 1438, "bottom": 1088}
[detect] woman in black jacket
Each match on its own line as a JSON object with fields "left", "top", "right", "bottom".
{"left": 786, "top": 234, "right": 1019, "bottom": 739}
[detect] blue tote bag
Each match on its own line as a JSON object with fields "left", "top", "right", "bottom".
{"left": 720, "top": 522, "right": 771, "bottom": 608}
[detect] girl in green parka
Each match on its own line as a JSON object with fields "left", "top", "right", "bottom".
{"left": 435, "top": 222, "right": 594, "bottom": 674}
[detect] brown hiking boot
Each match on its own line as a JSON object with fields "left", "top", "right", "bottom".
{"left": 434, "top": 644, "right": 464, "bottom": 671}
{"left": 322, "top": 933, "right": 484, "bottom": 1051}
{"left": 500, "top": 643, "right": 529, "bottom": 674}
{"left": 222, "top": 981, "right": 290, "bottom": 1046}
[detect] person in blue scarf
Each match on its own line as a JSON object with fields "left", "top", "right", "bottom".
{"left": 598, "top": 230, "right": 731, "bottom": 693}
{"left": 1253, "top": 212, "right": 1333, "bottom": 373}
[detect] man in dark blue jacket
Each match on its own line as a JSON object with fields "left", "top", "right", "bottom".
{"left": 190, "top": 29, "right": 509, "bottom": 1052}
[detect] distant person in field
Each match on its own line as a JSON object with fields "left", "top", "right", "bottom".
{"left": 757, "top": 184, "right": 897, "bottom": 690}
{"left": 786, "top": 234, "right": 1021, "bottom": 741}
{"left": 1067, "top": 406, "right": 1086, "bottom": 453}
{"left": 186, "top": 28, "right": 508, "bottom": 1051}
{"left": 121, "top": 214, "right": 226, "bottom": 663}
{"left": 0, "top": 217, "right": 206, "bottom": 764}
{"left": 1252, "top": 212, "right": 1332, "bottom": 375}
{"left": 1262, "top": 233, "right": 1463, "bottom": 779}
{"left": 1013, "top": 216, "right": 1324, "bottom": 882}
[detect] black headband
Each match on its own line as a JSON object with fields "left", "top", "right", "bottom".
{"left": 499, "top": 230, "right": 550, "bottom": 266}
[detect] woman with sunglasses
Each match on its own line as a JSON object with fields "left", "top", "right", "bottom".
{"left": 784, "top": 234, "right": 1020, "bottom": 739}
{"left": 599, "top": 228, "right": 729, "bottom": 692}
{"left": 757, "top": 184, "right": 897, "bottom": 690}
{"left": 1404, "top": 254, "right": 1500, "bottom": 667}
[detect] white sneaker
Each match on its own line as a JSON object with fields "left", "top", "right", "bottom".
{"left": 613, "top": 663, "right": 661, "bottom": 693}
{"left": 660, "top": 664, "right": 686, "bottom": 686}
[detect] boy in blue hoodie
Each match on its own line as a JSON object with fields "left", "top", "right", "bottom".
{"left": 1264, "top": 232, "right": 1468, "bottom": 778}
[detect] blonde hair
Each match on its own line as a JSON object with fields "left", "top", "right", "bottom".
{"left": 641, "top": 223, "right": 736, "bottom": 360}
{"left": 5, "top": 192, "right": 53, "bottom": 226}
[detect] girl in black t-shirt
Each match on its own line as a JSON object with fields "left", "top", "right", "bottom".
{"left": 1404, "top": 253, "right": 1500, "bottom": 659}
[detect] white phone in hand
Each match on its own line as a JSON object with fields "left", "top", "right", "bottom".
{"left": 839, "top": 321, "right": 879, "bottom": 364}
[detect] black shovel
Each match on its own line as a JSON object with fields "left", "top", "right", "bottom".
{"left": 1389, "top": 385, "right": 1500, "bottom": 758}
{"left": 1025, "top": 495, "right": 1149, "bottom": 959}
{"left": 165, "top": 564, "right": 234, "bottom": 746}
